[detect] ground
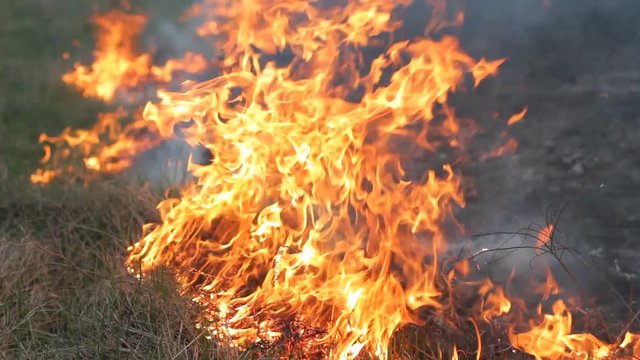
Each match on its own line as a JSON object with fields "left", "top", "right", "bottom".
{"left": 1, "top": 0, "right": 639, "bottom": 359}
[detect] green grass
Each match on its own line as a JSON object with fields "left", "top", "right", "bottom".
{"left": 0, "top": 1, "right": 109, "bottom": 175}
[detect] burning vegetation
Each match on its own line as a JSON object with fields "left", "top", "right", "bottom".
{"left": 30, "top": 0, "right": 640, "bottom": 359}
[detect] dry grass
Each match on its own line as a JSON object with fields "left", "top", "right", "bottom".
{"left": 0, "top": 181, "right": 237, "bottom": 359}
{"left": 0, "top": 178, "right": 535, "bottom": 359}
{"left": 0, "top": 1, "right": 222, "bottom": 356}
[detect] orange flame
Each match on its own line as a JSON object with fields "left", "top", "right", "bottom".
{"left": 508, "top": 300, "right": 615, "bottom": 360}
{"left": 151, "top": 52, "right": 209, "bottom": 83}
{"left": 126, "top": 1, "right": 495, "bottom": 357}
{"left": 507, "top": 106, "right": 528, "bottom": 126}
{"left": 478, "top": 280, "right": 512, "bottom": 322}
{"left": 33, "top": 110, "right": 161, "bottom": 183}
{"left": 480, "top": 137, "right": 518, "bottom": 160}
{"left": 62, "top": 10, "right": 209, "bottom": 103}
{"left": 62, "top": 10, "right": 152, "bottom": 102}
{"left": 619, "top": 332, "right": 640, "bottom": 357}
{"left": 535, "top": 224, "right": 555, "bottom": 255}
{"left": 538, "top": 224, "right": 555, "bottom": 247}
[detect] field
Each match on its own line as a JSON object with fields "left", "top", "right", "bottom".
{"left": 0, "top": 2, "right": 215, "bottom": 358}
{"left": 1, "top": 0, "right": 640, "bottom": 359}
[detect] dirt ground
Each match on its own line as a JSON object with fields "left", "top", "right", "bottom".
{"left": 453, "top": 0, "right": 640, "bottom": 311}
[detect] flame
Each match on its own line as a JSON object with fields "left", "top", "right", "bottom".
{"left": 62, "top": 10, "right": 152, "bottom": 102}
{"left": 535, "top": 224, "right": 555, "bottom": 255}
{"left": 34, "top": 110, "right": 161, "bottom": 183}
{"left": 504, "top": 269, "right": 638, "bottom": 359}
{"left": 33, "top": 7, "right": 215, "bottom": 184}
{"left": 451, "top": 345, "right": 459, "bottom": 360}
{"left": 30, "top": 168, "right": 62, "bottom": 185}
{"left": 480, "top": 137, "right": 518, "bottom": 160}
{"left": 536, "top": 269, "right": 560, "bottom": 302}
{"left": 507, "top": 106, "right": 528, "bottom": 126}
{"left": 538, "top": 224, "right": 555, "bottom": 247}
{"left": 508, "top": 300, "right": 614, "bottom": 360}
{"left": 478, "top": 280, "right": 512, "bottom": 322}
{"left": 151, "top": 52, "right": 209, "bottom": 83}
{"left": 62, "top": 10, "right": 209, "bottom": 103}
{"left": 471, "top": 58, "right": 506, "bottom": 87}
{"left": 619, "top": 332, "right": 640, "bottom": 357}
{"left": 126, "top": 1, "right": 497, "bottom": 357}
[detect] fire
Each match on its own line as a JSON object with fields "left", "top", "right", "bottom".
{"left": 508, "top": 300, "right": 612, "bottom": 360}
{"left": 62, "top": 10, "right": 152, "bottom": 102}
{"left": 478, "top": 280, "right": 512, "bottom": 322}
{"left": 503, "top": 271, "right": 638, "bottom": 359}
{"left": 508, "top": 106, "right": 528, "bottom": 126}
{"left": 32, "top": 0, "right": 640, "bottom": 358}
{"left": 34, "top": 110, "right": 161, "bottom": 183}
{"left": 620, "top": 332, "right": 640, "bottom": 357}
{"left": 534, "top": 224, "right": 556, "bottom": 256}
{"left": 35, "top": 8, "right": 212, "bottom": 184}
{"left": 62, "top": 10, "right": 209, "bottom": 103}
{"left": 150, "top": 52, "right": 208, "bottom": 83}
{"left": 480, "top": 137, "right": 518, "bottom": 160}
{"left": 30, "top": 168, "right": 62, "bottom": 185}
{"left": 538, "top": 224, "right": 555, "bottom": 247}
{"left": 127, "top": 1, "right": 494, "bottom": 356}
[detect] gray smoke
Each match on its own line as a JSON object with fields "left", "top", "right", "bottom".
{"left": 453, "top": 0, "right": 640, "bottom": 297}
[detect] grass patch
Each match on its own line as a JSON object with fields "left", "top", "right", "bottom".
{"left": 0, "top": 179, "right": 534, "bottom": 359}
{"left": 0, "top": 1, "right": 109, "bottom": 175}
{"left": 0, "top": 181, "right": 233, "bottom": 359}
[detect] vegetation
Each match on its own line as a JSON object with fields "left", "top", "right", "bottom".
{"left": 0, "top": 182, "right": 226, "bottom": 359}
{"left": 0, "top": 2, "right": 215, "bottom": 358}
{"left": 2, "top": 1, "right": 638, "bottom": 359}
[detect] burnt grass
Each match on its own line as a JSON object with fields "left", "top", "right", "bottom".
{"left": 2, "top": 0, "right": 640, "bottom": 359}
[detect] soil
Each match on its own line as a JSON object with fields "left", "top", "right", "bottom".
{"left": 451, "top": 0, "right": 640, "bottom": 320}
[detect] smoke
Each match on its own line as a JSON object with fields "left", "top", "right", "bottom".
{"left": 453, "top": 0, "right": 640, "bottom": 294}
{"left": 460, "top": 0, "right": 640, "bottom": 83}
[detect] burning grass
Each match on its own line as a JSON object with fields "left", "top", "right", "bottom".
{"left": 0, "top": 181, "right": 469, "bottom": 359}
{"left": 2, "top": 179, "right": 636, "bottom": 359}
{"left": 4, "top": 0, "right": 640, "bottom": 358}
{"left": 0, "top": 180, "right": 518, "bottom": 359}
